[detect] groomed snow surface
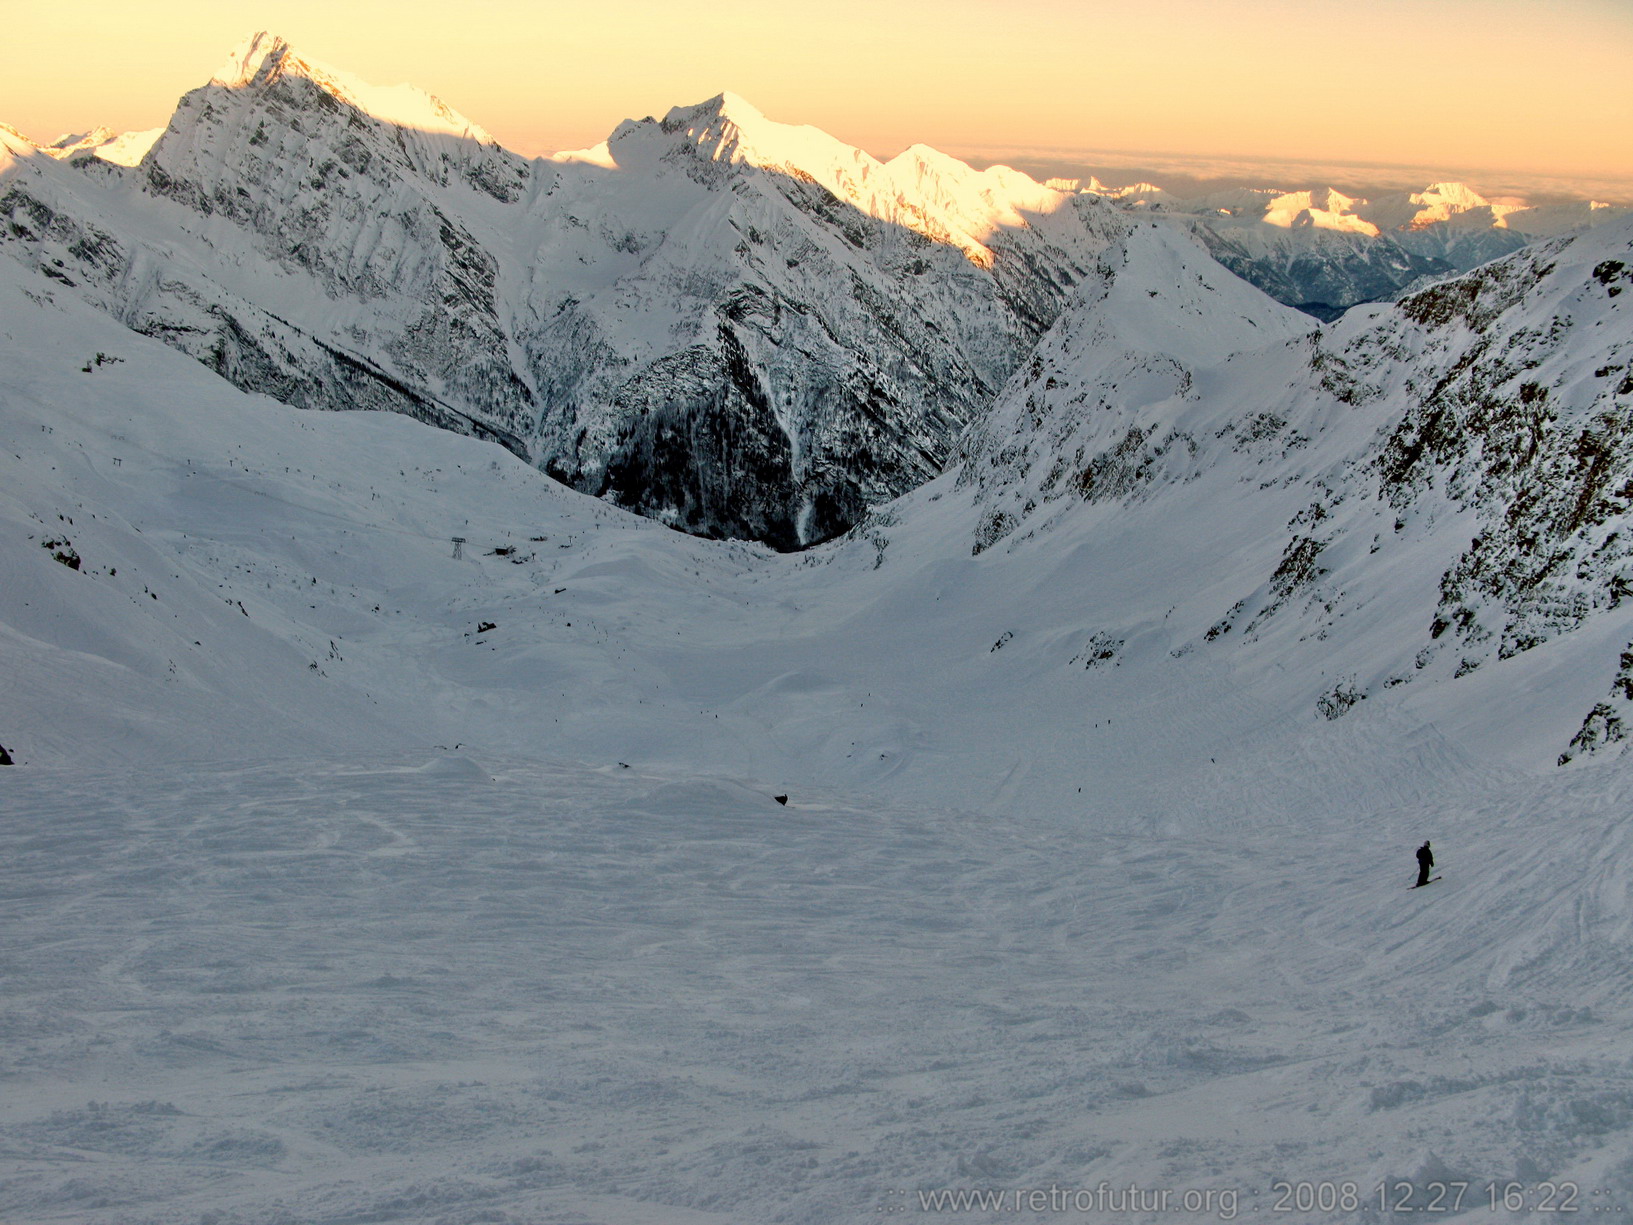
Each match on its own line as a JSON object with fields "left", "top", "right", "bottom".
{"left": 5, "top": 263, "right": 1633, "bottom": 1222}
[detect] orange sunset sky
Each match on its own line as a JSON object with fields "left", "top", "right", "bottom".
{"left": 4, "top": 0, "right": 1630, "bottom": 201}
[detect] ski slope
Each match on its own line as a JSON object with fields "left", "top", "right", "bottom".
{"left": 4, "top": 248, "right": 1633, "bottom": 1221}
{"left": 5, "top": 751, "right": 1632, "bottom": 1224}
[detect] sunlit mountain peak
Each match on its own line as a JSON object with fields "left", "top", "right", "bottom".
{"left": 210, "top": 31, "right": 499, "bottom": 145}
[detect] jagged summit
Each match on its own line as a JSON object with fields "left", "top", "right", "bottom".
{"left": 662, "top": 90, "right": 766, "bottom": 129}
{"left": 211, "top": 31, "right": 294, "bottom": 90}
{"left": 886, "top": 143, "right": 1039, "bottom": 197}
{"left": 204, "top": 31, "right": 498, "bottom": 144}
{"left": 889, "top": 142, "right": 963, "bottom": 169}
{"left": 48, "top": 126, "right": 115, "bottom": 150}
{"left": 638, "top": 88, "right": 875, "bottom": 184}
{"left": 1259, "top": 188, "right": 1378, "bottom": 235}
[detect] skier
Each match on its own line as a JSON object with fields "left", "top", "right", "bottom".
{"left": 1414, "top": 840, "right": 1434, "bottom": 888}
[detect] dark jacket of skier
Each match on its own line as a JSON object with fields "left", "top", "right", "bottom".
{"left": 1415, "top": 841, "right": 1434, "bottom": 887}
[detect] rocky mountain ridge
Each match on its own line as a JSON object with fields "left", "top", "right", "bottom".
{"left": 4, "top": 34, "right": 1621, "bottom": 552}
{"left": 0, "top": 35, "right": 1124, "bottom": 549}
{"left": 934, "top": 210, "right": 1633, "bottom": 764}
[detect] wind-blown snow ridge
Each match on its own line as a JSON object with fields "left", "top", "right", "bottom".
{"left": 625, "top": 91, "right": 1082, "bottom": 268}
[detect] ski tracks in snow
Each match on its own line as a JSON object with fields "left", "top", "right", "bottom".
{"left": 4, "top": 754, "right": 1633, "bottom": 1221}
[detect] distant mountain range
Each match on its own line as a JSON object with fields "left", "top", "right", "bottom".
{"left": 1042, "top": 178, "right": 1628, "bottom": 320}
{"left": 2, "top": 32, "right": 1624, "bottom": 549}
{"left": 1, "top": 34, "right": 1125, "bottom": 548}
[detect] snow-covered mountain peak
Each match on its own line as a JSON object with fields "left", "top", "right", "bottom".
{"left": 1414, "top": 180, "right": 1489, "bottom": 208}
{"left": 1099, "top": 221, "right": 1315, "bottom": 360}
{"left": 884, "top": 145, "right": 1071, "bottom": 228}
{"left": 205, "top": 31, "right": 497, "bottom": 144}
{"left": 641, "top": 89, "right": 881, "bottom": 189}
{"left": 1273, "top": 187, "right": 1355, "bottom": 213}
{"left": 888, "top": 142, "right": 971, "bottom": 177}
{"left": 654, "top": 90, "right": 773, "bottom": 163}
{"left": 610, "top": 93, "right": 1042, "bottom": 262}
{"left": 1260, "top": 187, "right": 1379, "bottom": 235}
{"left": 663, "top": 89, "right": 766, "bottom": 130}
{"left": 38, "top": 125, "right": 162, "bottom": 167}
{"left": 600, "top": 94, "right": 1083, "bottom": 267}
{"left": 955, "top": 217, "right": 1314, "bottom": 536}
{"left": 211, "top": 30, "right": 293, "bottom": 90}
{"left": 887, "top": 144, "right": 1061, "bottom": 203}
{"left": 134, "top": 28, "right": 528, "bottom": 225}
{"left": 47, "top": 126, "right": 115, "bottom": 151}
{"left": 0, "top": 122, "right": 39, "bottom": 158}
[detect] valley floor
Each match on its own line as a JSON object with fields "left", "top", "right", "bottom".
{"left": 4, "top": 749, "right": 1632, "bottom": 1223}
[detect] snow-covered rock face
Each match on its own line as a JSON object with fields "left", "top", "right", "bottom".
{"left": 956, "top": 219, "right": 1318, "bottom": 534}
{"left": 1370, "top": 239, "right": 1633, "bottom": 759}
{"left": 0, "top": 36, "right": 1123, "bottom": 550}
{"left": 951, "top": 212, "right": 1633, "bottom": 763}
{"left": 518, "top": 92, "right": 1122, "bottom": 547}
{"left": 0, "top": 36, "right": 538, "bottom": 460}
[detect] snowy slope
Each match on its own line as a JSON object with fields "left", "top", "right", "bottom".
{"left": 7, "top": 233, "right": 1633, "bottom": 1222}
{"left": 950, "top": 213, "right": 1633, "bottom": 771}
{"left": 6, "top": 53, "right": 1633, "bottom": 1222}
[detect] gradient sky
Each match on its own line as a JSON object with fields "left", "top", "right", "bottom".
{"left": 4, "top": 0, "right": 1629, "bottom": 200}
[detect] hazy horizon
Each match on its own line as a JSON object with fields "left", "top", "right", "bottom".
{"left": 16, "top": 112, "right": 1629, "bottom": 212}
{"left": 953, "top": 146, "right": 1633, "bottom": 209}
{"left": 6, "top": 0, "right": 1629, "bottom": 207}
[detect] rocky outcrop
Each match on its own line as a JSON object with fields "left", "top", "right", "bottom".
{"left": 951, "top": 204, "right": 1633, "bottom": 754}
